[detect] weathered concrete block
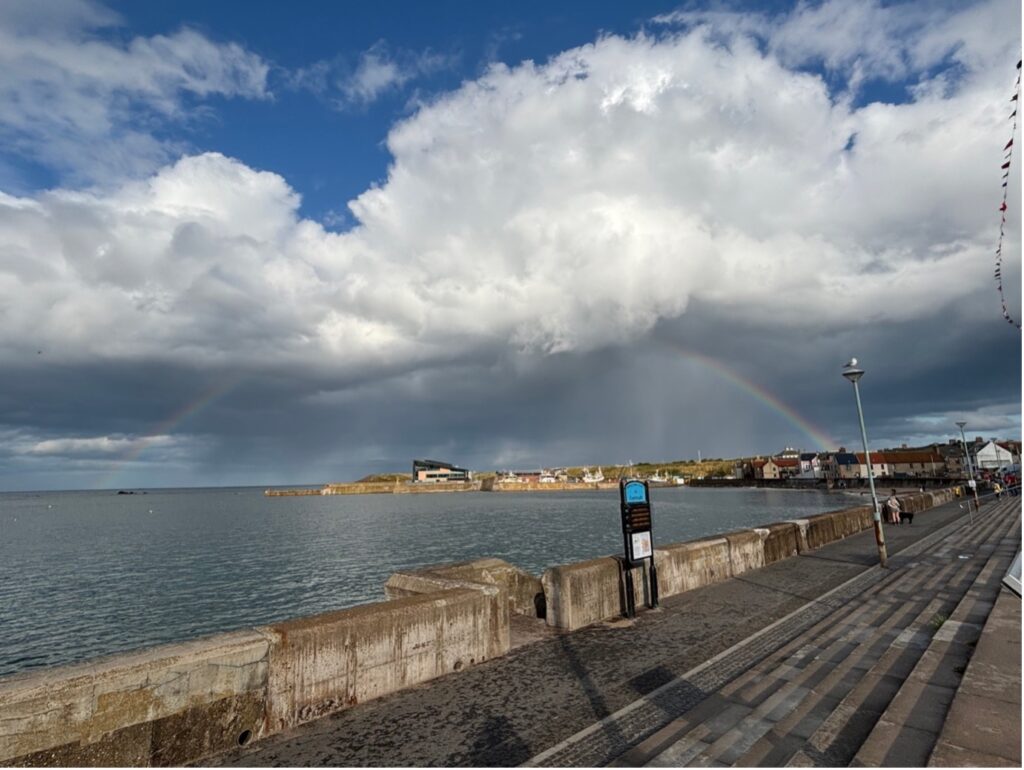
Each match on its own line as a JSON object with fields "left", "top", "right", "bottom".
{"left": 262, "top": 588, "right": 500, "bottom": 731}
{"left": 655, "top": 538, "right": 732, "bottom": 597}
{"left": 388, "top": 558, "right": 542, "bottom": 617}
{"left": 845, "top": 505, "right": 874, "bottom": 531}
{"left": 760, "top": 522, "right": 801, "bottom": 564}
{"left": 0, "top": 630, "right": 269, "bottom": 767}
{"left": 785, "top": 519, "right": 811, "bottom": 552}
{"left": 723, "top": 529, "right": 765, "bottom": 577}
{"left": 541, "top": 557, "right": 623, "bottom": 631}
{"left": 805, "top": 513, "right": 839, "bottom": 549}
{"left": 830, "top": 508, "right": 863, "bottom": 539}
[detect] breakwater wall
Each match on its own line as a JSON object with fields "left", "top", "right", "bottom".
{"left": 266, "top": 481, "right": 484, "bottom": 496}
{"left": 480, "top": 478, "right": 619, "bottom": 492}
{"left": 265, "top": 480, "right": 621, "bottom": 496}
{"left": 0, "top": 489, "right": 955, "bottom": 766}
{"left": 688, "top": 476, "right": 961, "bottom": 489}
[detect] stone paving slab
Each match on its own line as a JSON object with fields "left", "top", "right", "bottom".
{"left": 927, "top": 739, "right": 1018, "bottom": 767}
{"left": 926, "top": 585, "right": 1021, "bottom": 768}
{"left": 932, "top": 690, "right": 1021, "bottom": 763}
{"left": 853, "top": 720, "right": 937, "bottom": 767}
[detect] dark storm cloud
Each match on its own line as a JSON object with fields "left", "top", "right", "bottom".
{"left": 3, "top": 289, "right": 1016, "bottom": 491}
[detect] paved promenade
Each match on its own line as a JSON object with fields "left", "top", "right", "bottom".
{"left": 209, "top": 495, "right": 1020, "bottom": 767}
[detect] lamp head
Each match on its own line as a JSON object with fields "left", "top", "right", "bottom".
{"left": 842, "top": 358, "right": 864, "bottom": 383}
{"left": 955, "top": 421, "right": 967, "bottom": 431}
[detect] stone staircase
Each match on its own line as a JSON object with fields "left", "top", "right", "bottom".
{"left": 624, "top": 498, "right": 1020, "bottom": 767}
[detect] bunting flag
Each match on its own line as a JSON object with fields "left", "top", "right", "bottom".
{"left": 994, "top": 58, "right": 1022, "bottom": 330}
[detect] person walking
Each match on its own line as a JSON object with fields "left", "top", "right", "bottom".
{"left": 885, "top": 490, "right": 902, "bottom": 525}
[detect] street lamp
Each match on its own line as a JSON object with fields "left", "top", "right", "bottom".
{"left": 842, "top": 358, "right": 888, "bottom": 568}
{"left": 955, "top": 421, "right": 980, "bottom": 515}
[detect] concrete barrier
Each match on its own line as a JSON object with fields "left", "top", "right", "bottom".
{"left": 654, "top": 538, "right": 731, "bottom": 598}
{"left": 541, "top": 557, "right": 626, "bottom": 632}
{"left": 0, "top": 585, "right": 508, "bottom": 766}
{"left": 724, "top": 529, "right": 766, "bottom": 576}
{"left": 0, "top": 630, "right": 269, "bottom": 767}
{"left": 386, "top": 557, "right": 542, "bottom": 618}
{"left": 263, "top": 588, "right": 502, "bottom": 732}
{"left": 541, "top": 490, "right": 947, "bottom": 630}
{"left": 804, "top": 512, "right": 840, "bottom": 550}
{"left": 759, "top": 522, "right": 801, "bottom": 564}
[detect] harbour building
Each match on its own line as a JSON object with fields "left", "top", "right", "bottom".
{"left": 412, "top": 459, "right": 471, "bottom": 483}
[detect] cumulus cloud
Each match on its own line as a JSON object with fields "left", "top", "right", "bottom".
{"left": 655, "top": 0, "right": 1018, "bottom": 95}
{"left": 1, "top": 7, "right": 1018, "bottom": 376}
{"left": 0, "top": 0, "right": 269, "bottom": 183}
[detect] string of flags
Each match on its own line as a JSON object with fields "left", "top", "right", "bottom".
{"left": 995, "top": 58, "right": 1021, "bottom": 330}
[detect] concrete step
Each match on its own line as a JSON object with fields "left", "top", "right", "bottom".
{"left": 927, "top": 585, "right": 1023, "bottom": 767}
{"left": 762, "top": 596, "right": 964, "bottom": 765}
{"left": 794, "top": 501, "right": 1019, "bottom": 765}
{"left": 726, "top": 525, "right": 995, "bottom": 768}
{"left": 851, "top": 506, "right": 1021, "bottom": 768}
{"left": 625, "top": 563, "right": 928, "bottom": 765}
{"left": 798, "top": 505, "right": 1015, "bottom": 770}
{"left": 736, "top": 508, "right": 1011, "bottom": 767}
{"left": 607, "top": 502, "right": 1007, "bottom": 768}
{"left": 718, "top": 523, "right": 976, "bottom": 711}
{"left": 677, "top": 519, "right": 990, "bottom": 767}
{"left": 737, "top": 599, "right": 946, "bottom": 767}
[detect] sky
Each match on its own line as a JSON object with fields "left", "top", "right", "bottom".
{"left": 0, "top": 0, "right": 1021, "bottom": 491}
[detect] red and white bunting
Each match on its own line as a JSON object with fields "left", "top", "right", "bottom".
{"left": 994, "top": 58, "right": 1022, "bottom": 330}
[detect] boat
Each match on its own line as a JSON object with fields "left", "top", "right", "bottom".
{"left": 582, "top": 467, "right": 605, "bottom": 483}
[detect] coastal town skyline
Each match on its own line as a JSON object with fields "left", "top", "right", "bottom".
{"left": 0, "top": 0, "right": 1021, "bottom": 491}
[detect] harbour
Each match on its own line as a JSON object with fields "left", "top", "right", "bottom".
{"left": 0, "top": 484, "right": 843, "bottom": 678}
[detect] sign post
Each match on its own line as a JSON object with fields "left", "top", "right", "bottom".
{"left": 619, "top": 479, "right": 659, "bottom": 618}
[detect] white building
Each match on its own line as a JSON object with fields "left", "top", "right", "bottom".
{"left": 974, "top": 441, "right": 1014, "bottom": 470}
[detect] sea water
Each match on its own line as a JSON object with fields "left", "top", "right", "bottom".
{"left": 0, "top": 485, "right": 851, "bottom": 677}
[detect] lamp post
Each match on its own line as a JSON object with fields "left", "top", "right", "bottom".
{"left": 955, "top": 421, "right": 980, "bottom": 516}
{"left": 842, "top": 358, "right": 888, "bottom": 568}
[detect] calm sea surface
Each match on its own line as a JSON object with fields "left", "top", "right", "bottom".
{"left": 0, "top": 485, "right": 853, "bottom": 678}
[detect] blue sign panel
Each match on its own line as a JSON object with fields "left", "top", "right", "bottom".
{"left": 624, "top": 481, "right": 647, "bottom": 504}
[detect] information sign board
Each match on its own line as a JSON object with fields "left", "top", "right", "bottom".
{"left": 631, "top": 531, "right": 652, "bottom": 560}
{"left": 619, "top": 479, "right": 654, "bottom": 566}
{"left": 618, "top": 478, "right": 659, "bottom": 615}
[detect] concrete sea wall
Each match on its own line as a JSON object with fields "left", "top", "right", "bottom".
{"left": 0, "top": 490, "right": 954, "bottom": 766}
{"left": 480, "top": 479, "right": 619, "bottom": 492}
{"left": 265, "top": 481, "right": 484, "bottom": 496}
{"left": 0, "top": 570, "right": 509, "bottom": 767}
{"left": 266, "top": 479, "right": 619, "bottom": 496}
{"left": 539, "top": 491, "right": 953, "bottom": 631}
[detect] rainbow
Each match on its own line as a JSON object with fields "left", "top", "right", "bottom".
{"left": 663, "top": 343, "right": 837, "bottom": 451}
{"left": 97, "top": 376, "right": 241, "bottom": 488}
